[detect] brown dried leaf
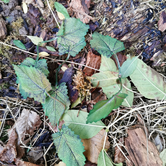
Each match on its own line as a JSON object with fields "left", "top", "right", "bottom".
{"left": 83, "top": 51, "right": 101, "bottom": 76}
{"left": 70, "top": 0, "right": 91, "bottom": 23}
{"left": 15, "top": 158, "right": 40, "bottom": 166}
{"left": 0, "top": 128, "right": 17, "bottom": 163}
{"left": 158, "top": 11, "right": 166, "bottom": 32}
{"left": 82, "top": 129, "right": 110, "bottom": 164}
{"left": 9, "top": 109, "right": 42, "bottom": 142}
{"left": 114, "top": 138, "right": 125, "bottom": 164}
{"left": 125, "top": 127, "right": 162, "bottom": 166}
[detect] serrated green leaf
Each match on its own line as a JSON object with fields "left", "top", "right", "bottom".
{"left": 43, "top": 82, "right": 70, "bottom": 126}
{"left": 87, "top": 93, "right": 127, "bottom": 123}
{"left": 21, "top": 57, "right": 49, "bottom": 76}
{"left": 91, "top": 71, "right": 119, "bottom": 87}
{"left": 52, "top": 125, "right": 86, "bottom": 166}
{"left": 54, "top": 2, "right": 70, "bottom": 19}
{"left": 57, "top": 18, "right": 89, "bottom": 57}
{"left": 130, "top": 59, "right": 166, "bottom": 100}
{"left": 103, "top": 78, "right": 133, "bottom": 107}
{"left": 2, "top": 0, "right": 9, "bottom": 3}
{"left": 27, "top": 36, "right": 43, "bottom": 45}
{"left": 46, "top": 46, "right": 56, "bottom": 52}
{"left": 120, "top": 56, "right": 138, "bottom": 78}
{"left": 98, "top": 150, "right": 122, "bottom": 166}
{"left": 13, "top": 40, "right": 26, "bottom": 50}
{"left": 160, "top": 149, "right": 166, "bottom": 166}
{"left": 62, "top": 110, "right": 105, "bottom": 139}
{"left": 13, "top": 65, "right": 51, "bottom": 103}
{"left": 90, "top": 32, "right": 125, "bottom": 58}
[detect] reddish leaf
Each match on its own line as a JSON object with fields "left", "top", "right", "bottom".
{"left": 83, "top": 51, "right": 101, "bottom": 76}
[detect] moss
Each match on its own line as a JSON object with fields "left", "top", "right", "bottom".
{"left": 11, "top": 17, "right": 24, "bottom": 33}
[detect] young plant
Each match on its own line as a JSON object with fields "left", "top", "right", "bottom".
{"left": 13, "top": 2, "right": 166, "bottom": 166}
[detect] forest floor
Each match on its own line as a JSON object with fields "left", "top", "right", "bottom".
{"left": 0, "top": 0, "right": 166, "bottom": 166}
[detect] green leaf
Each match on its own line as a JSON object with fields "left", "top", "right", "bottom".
{"left": 90, "top": 32, "right": 125, "bottom": 58}
{"left": 54, "top": 2, "right": 70, "bottom": 19}
{"left": 21, "top": 57, "right": 49, "bottom": 76}
{"left": 2, "top": 0, "right": 9, "bottom": 3}
{"left": 43, "top": 83, "right": 70, "bottom": 126}
{"left": 27, "top": 36, "right": 43, "bottom": 45}
{"left": 160, "top": 149, "right": 166, "bottom": 166}
{"left": 130, "top": 59, "right": 166, "bottom": 100}
{"left": 120, "top": 56, "right": 138, "bottom": 78}
{"left": 57, "top": 18, "right": 89, "bottom": 57}
{"left": 52, "top": 125, "right": 86, "bottom": 166}
{"left": 98, "top": 150, "right": 122, "bottom": 166}
{"left": 46, "top": 46, "right": 56, "bottom": 52}
{"left": 13, "top": 40, "right": 26, "bottom": 50}
{"left": 91, "top": 71, "right": 119, "bottom": 87}
{"left": 103, "top": 79, "right": 133, "bottom": 107}
{"left": 62, "top": 110, "right": 105, "bottom": 139}
{"left": 13, "top": 65, "right": 51, "bottom": 103}
{"left": 87, "top": 93, "right": 127, "bottom": 123}
{"left": 100, "top": 55, "right": 117, "bottom": 72}
{"left": 95, "top": 56, "right": 133, "bottom": 107}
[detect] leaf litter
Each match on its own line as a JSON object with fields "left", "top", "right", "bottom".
{"left": 0, "top": 0, "right": 166, "bottom": 166}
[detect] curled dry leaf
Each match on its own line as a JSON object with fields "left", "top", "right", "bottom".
{"left": 15, "top": 158, "right": 40, "bottom": 166}
{"left": 0, "top": 109, "right": 42, "bottom": 163}
{"left": 83, "top": 51, "right": 101, "bottom": 76}
{"left": 82, "top": 129, "right": 110, "bottom": 164}
{"left": 158, "top": 11, "right": 166, "bottom": 32}
{"left": 70, "top": 0, "right": 91, "bottom": 23}
{"left": 0, "top": 128, "right": 17, "bottom": 163}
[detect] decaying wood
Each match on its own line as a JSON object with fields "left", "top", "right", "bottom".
{"left": 0, "top": 15, "right": 7, "bottom": 39}
{"left": 125, "top": 127, "right": 162, "bottom": 166}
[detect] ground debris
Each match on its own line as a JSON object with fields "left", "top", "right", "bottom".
{"left": 125, "top": 127, "right": 163, "bottom": 166}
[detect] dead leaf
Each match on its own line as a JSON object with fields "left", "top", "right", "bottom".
{"left": 83, "top": 51, "right": 101, "bottom": 76}
{"left": 0, "top": 109, "right": 42, "bottom": 163}
{"left": 158, "top": 11, "right": 166, "bottom": 32}
{"left": 15, "top": 158, "right": 40, "bottom": 166}
{"left": 82, "top": 129, "right": 110, "bottom": 164}
{"left": 125, "top": 127, "right": 162, "bottom": 166}
{"left": 0, "top": 128, "right": 17, "bottom": 163}
{"left": 114, "top": 138, "right": 125, "bottom": 164}
{"left": 27, "top": 147, "right": 43, "bottom": 163}
{"left": 70, "top": 0, "right": 92, "bottom": 23}
{"left": 39, "top": 51, "right": 49, "bottom": 57}
{"left": 54, "top": 161, "right": 66, "bottom": 166}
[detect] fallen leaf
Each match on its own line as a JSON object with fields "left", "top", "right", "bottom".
{"left": 125, "top": 127, "right": 162, "bottom": 166}
{"left": 22, "top": 2, "right": 28, "bottom": 14}
{"left": 15, "top": 158, "right": 40, "bottom": 166}
{"left": 160, "top": 149, "right": 166, "bottom": 165}
{"left": 83, "top": 51, "right": 101, "bottom": 76}
{"left": 55, "top": 161, "right": 66, "bottom": 166}
{"left": 0, "top": 128, "right": 17, "bottom": 163}
{"left": 82, "top": 129, "right": 110, "bottom": 164}
{"left": 39, "top": 51, "right": 49, "bottom": 57}
{"left": 158, "top": 11, "right": 166, "bottom": 32}
{"left": 70, "top": 0, "right": 91, "bottom": 23}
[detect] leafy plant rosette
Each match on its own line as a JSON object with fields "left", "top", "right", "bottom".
{"left": 13, "top": 2, "right": 166, "bottom": 166}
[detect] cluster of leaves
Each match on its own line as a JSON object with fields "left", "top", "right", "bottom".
{"left": 13, "top": 2, "right": 166, "bottom": 166}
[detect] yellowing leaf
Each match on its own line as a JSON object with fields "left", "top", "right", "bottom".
{"left": 27, "top": 36, "right": 43, "bottom": 45}
{"left": 39, "top": 51, "right": 49, "bottom": 57}
{"left": 22, "top": 2, "right": 28, "bottom": 14}
{"left": 57, "top": 11, "right": 65, "bottom": 20}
